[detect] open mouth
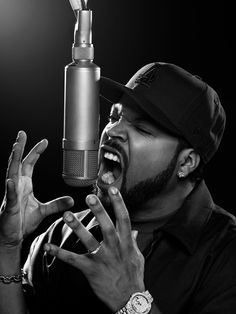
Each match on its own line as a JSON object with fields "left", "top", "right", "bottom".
{"left": 98, "top": 145, "right": 123, "bottom": 186}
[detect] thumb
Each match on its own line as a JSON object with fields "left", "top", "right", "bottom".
{"left": 41, "top": 196, "right": 74, "bottom": 218}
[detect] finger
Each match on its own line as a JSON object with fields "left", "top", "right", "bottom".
{"left": 40, "top": 196, "right": 74, "bottom": 218}
{"left": 44, "top": 243, "right": 90, "bottom": 270}
{"left": 63, "top": 211, "right": 100, "bottom": 252}
{"left": 85, "top": 194, "right": 118, "bottom": 246}
{"left": 108, "top": 187, "right": 132, "bottom": 243}
{"left": 3, "top": 179, "right": 18, "bottom": 211}
{"left": 21, "top": 139, "right": 48, "bottom": 177}
{"left": 6, "top": 131, "right": 27, "bottom": 180}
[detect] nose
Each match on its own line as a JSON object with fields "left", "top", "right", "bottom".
{"left": 105, "top": 119, "right": 128, "bottom": 142}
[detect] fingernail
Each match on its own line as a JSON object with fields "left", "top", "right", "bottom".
{"left": 7, "top": 179, "right": 14, "bottom": 187}
{"left": 67, "top": 197, "right": 74, "bottom": 206}
{"left": 64, "top": 212, "right": 74, "bottom": 222}
{"left": 110, "top": 186, "right": 118, "bottom": 195}
{"left": 17, "top": 131, "right": 22, "bottom": 139}
{"left": 87, "top": 195, "right": 97, "bottom": 205}
{"left": 44, "top": 244, "right": 51, "bottom": 251}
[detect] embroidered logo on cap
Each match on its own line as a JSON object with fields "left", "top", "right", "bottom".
{"left": 135, "top": 64, "right": 159, "bottom": 87}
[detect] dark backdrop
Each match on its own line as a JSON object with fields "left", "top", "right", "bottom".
{"left": 0, "top": 1, "right": 234, "bottom": 246}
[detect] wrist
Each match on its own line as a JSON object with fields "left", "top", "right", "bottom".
{"left": 0, "top": 269, "right": 26, "bottom": 284}
{"left": 115, "top": 291, "right": 153, "bottom": 314}
{"left": 0, "top": 246, "right": 21, "bottom": 271}
{"left": 0, "top": 242, "right": 22, "bottom": 254}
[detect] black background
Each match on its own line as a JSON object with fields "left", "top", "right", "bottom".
{"left": 0, "top": 1, "right": 234, "bottom": 241}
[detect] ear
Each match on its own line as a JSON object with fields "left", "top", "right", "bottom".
{"left": 177, "top": 149, "right": 201, "bottom": 178}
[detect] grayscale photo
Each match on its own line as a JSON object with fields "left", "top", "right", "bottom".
{"left": 0, "top": 1, "right": 234, "bottom": 313}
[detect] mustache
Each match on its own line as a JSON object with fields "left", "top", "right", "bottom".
{"left": 102, "top": 139, "right": 128, "bottom": 170}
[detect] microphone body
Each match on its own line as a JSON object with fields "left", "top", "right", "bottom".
{"left": 62, "top": 9, "right": 100, "bottom": 187}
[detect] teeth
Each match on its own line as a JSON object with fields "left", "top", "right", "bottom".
{"left": 104, "top": 152, "right": 120, "bottom": 163}
{"left": 101, "top": 171, "right": 115, "bottom": 184}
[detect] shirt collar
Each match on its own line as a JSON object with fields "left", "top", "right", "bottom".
{"left": 159, "top": 180, "right": 214, "bottom": 255}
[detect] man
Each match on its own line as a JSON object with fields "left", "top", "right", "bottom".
{"left": 0, "top": 62, "right": 236, "bottom": 314}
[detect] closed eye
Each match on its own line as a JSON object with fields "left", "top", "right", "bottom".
{"left": 133, "top": 124, "right": 153, "bottom": 136}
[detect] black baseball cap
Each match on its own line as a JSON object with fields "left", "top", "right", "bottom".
{"left": 100, "top": 62, "right": 226, "bottom": 164}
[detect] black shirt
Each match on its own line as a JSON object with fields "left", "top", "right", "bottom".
{"left": 23, "top": 181, "right": 236, "bottom": 314}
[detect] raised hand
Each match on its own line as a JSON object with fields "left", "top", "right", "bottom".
{"left": 0, "top": 131, "right": 74, "bottom": 250}
{"left": 44, "top": 186, "right": 145, "bottom": 312}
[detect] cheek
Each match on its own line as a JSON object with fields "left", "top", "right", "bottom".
{"left": 125, "top": 137, "right": 178, "bottom": 186}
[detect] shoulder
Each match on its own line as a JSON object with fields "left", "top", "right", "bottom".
{"left": 190, "top": 207, "right": 236, "bottom": 312}
{"left": 206, "top": 205, "right": 236, "bottom": 246}
{"left": 193, "top": 203, "right": 236, "bottom": 275}
{"left": 200, "top": 204, "right": 236, "bottom": 274}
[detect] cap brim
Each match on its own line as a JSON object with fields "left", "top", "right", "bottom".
{"left": 100, "top": 76, "right": 182, "bottom": 137}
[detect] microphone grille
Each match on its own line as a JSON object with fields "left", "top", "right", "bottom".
{"left": 63, "top": 149, "right": 98, "bottom": 187}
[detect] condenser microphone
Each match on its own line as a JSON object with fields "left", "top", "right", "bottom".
{"left": 62, "top": 6, "right": 100, "bottom": 187}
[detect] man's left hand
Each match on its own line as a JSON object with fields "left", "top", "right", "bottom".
{"left": 44, "top": 186, "right": 145, "bottom": 312}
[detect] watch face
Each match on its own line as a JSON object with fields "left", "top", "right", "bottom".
{"left": 131, "top": 294, "right": 150, "bottom": 313}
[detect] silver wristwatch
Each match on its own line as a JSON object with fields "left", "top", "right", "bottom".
{"left": 116, "top": 291, "right": 153, "bottom": 314}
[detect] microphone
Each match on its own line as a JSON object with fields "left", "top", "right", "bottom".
{"left": 62, "top": 6, "right": 100, "bottom": 187}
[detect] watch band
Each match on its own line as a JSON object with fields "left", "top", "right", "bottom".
{"left": 116, "top": 290, "right": 153, "bottom": 314}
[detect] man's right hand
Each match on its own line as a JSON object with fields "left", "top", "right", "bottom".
{"left": 0, "top": 131, "right": 74, "bottom": 252}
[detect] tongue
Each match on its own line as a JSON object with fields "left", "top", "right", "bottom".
{"left": 113, "top": 165, "right": 121, "bottom": 180}
{"left": 101, "top": 171, "right": 115, "bottom": 185}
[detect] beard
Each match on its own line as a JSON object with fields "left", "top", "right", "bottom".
{"left": 120, "top": 150, "right": 178, "bottom": 216}
{"left": 93, "top": 144, "right": 180, "bottom": 219}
